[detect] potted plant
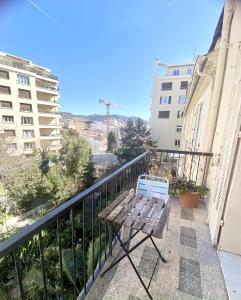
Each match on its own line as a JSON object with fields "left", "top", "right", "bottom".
{"left": 170, "top": 178, "right": 209, "bottom": 208}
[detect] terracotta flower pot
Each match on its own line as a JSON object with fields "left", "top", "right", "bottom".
{"left": 179, "top": 192, "right": 199, "bottom": 208}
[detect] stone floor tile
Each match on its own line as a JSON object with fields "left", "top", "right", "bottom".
{"left": 180, "top": 226, "right": 197, "bottom": 249}
{"left": 181, "top": 208, "right": 194, "bottom": 221}
{"left": 179, "top": 257, "right": 202, "bottom": 298}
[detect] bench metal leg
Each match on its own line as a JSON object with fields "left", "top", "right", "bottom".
{"left": 116, "top": 232, "right": 153, "bottom": 300}
{"left": 150, "top": 236, "right": 167, "bottom": 263}
{"left": 100, "top": 231, "right": 150, "bottom": 277}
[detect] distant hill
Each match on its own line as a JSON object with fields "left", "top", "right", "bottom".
{"left": 60, "top": 112, "right": 142, "bottom": 122}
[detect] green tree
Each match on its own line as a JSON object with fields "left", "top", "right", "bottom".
{"left": 107, "top": 131, "right": 117, "bottom": 153}
{"left": 60, "top": 132, "right": 94, "bottom": 192}
{"left": 117, "top": 118, "right": 156, "bottom": 163}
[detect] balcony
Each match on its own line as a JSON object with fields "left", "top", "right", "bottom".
{"left": 36, "top": 84, "right": 58, "bottom": 95}
{"left": 0, "top": 59, "right": 58, "bottom": 81}
{"left": 39, "top": 123, "right": 62, "bottom": 129}
{"left": 0, "top": 150, "right": 228, "bottom": 300}
{"left": 39, "top": 134, "right": 61, "bottom": 140}
{"left": 38, "top": 110, "right": 60, "bottom": 118}
{"left": 37, "top": 99, "right": 59, "bottom": 107}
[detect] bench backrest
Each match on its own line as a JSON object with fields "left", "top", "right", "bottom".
{"left": 136, "top": 174, "right": 169, "bottom": 201}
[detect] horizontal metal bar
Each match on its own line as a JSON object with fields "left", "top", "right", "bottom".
{"left": 0, "top": 152, "right": 148, "bottom": 258}
{"left": 156, "top": 148, "right": 213, "bottom": 157}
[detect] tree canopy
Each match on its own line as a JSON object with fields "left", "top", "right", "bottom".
{"left": 107, "top": 131, "right": 117, "bottom": 153}
{"left": 117, "top": 118, "right": 157, "bottom": 163}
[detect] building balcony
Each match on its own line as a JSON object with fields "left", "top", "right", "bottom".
{"left": 0, "top": 149, "right": 229, "bottom": 300}
{"left": 37, "top": 99, "right": 59, "bottom": 107}
{"left": 0, "top": 59, "right": 58, "bottom": 81}
{"left": 39, "top": 134, "right": 61, "bottom": 140}
{"left": 38, "top": 111, "right": 60, "bottom": 118}
{"left": 39, "top": 123, "right": 61, "bottom": 129}
{"left": 36, "top": 85, "right": 58, "bottom": 95}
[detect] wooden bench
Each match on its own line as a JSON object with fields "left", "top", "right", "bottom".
{"left": 98, "top": 189, "right": 172, "bottom": 300}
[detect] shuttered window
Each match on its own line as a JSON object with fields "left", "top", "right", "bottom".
{"left": 4, "top": 130, "right": 15, "bottom": 137}
{"left": 0, "top": 85, "right": 11, "bottom": 94}
{"left": 0, "top": 70, "right": 9, "bottom": 79}
{"left": 18, "top": 89, "right": 31, "bottom": 99}
{"left": 0, "top": 101, "right": 12, "bottom": 108}
{"left": 20, "top": 103, "right": 32, "bottom": 112}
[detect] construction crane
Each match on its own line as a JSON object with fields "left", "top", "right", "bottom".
{"left": 99, "top": 99, "right": 120, "bottom": 136}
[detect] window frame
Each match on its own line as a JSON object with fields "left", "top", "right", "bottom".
{"left": 158, "top": 111, "right": 170, "bottom": 119}
{"left": 160, "top": 96, "right": 171, "bottom": 104}
{"left": 2, "top": 115, "right": 14, "bottom": 123}
{"left": 161, "top": 82, "right": 173, "bottom": 91}
{"left": 0, "top": 85, "right": 11, "bottom": 95}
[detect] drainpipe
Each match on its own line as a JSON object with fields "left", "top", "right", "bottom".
{"left": 204, "top": 0, "right": 236, "bottom": 153}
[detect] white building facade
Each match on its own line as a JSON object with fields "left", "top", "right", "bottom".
{"left": 150, "top": 60, "right": 194, "bottom": 149}
{"left": 0, "top": 51, "right": 61, "bottom": 154}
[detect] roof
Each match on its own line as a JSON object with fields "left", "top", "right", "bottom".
{"left": 208, "top": 8, "right": 224, "bottom": 53}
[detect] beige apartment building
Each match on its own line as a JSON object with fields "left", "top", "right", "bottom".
{"left": 150, "top": 60, "right": 194, "bottom": 149}
{"left": 0, "top": 51, "right": 61, "bottom": 154}
{"left": 183, "top": 0, "right": 241, "bottom": 278}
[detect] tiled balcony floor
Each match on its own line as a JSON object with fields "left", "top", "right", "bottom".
{"left": 85, "top": 199, "right": 228, "bottom": 300}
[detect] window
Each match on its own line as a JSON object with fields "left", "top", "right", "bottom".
{"left": 23, "top": 130, "right": 34, "bottom": 138}
{"left": 161, "top": 82, "right": 172, "bottom": 91}
{"left": 20, "top": 103, "right": 32, "bottom": 112}
{"left": 187, "top": 68, "right": 192, "bottom": 75}
{"left": 177, "top": 110, "right": 184, "bottom": 118}
{"left": 180, "top": 81, "right": 188, "bottom": 90}
{"left": 0, "top": 70, "right": 9, "bottom": 79}
{"left": 172, "top": 69, "right": 179, "bottom": 76}
{"left": 4, "top": 130, "right": 15, "bottom": 137}
{"left": 18, "top": 89, "right": 31, "bottom": 99}
{"left": 0, "top": 101, "right": 12, "bottom": 109}
{"left": 0, "top": 85, "right": 11, "bottom": 94}
{"left": 160, "top": 96, "right": 171, "bottom": 104}
{"left": 2, "top": 115, "right": 14, "bottom": 123}
{"left": 176, "top": 126, "right": 182, "bottom": 132}
{"left": 12, "top": 61, "right": 24, "bottom": 69}
{"left": 24, "top": 142, "right": 35, "bottom": 149}
{"left": 158, "top": 111, "right": 170, "bottom": 118}
{"left": 21, "top": 116, "right": 33, "bottom": 125}
{"left": 7, "top": 143, "right": 17, "bottom": 151}
{"left": 178, "top": 95, "right": 186, "bottom": 104}
{"left": 175, "top": 140, "right": 180, "bottom": 147}
{"left": 17, "top": 74, "right": 30, "bottom": 85}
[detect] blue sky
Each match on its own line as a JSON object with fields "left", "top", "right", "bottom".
{"left": 0, "top": 0, "right": 223, "bottom": 120}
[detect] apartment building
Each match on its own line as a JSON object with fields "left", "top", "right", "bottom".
{"left": 150, "top": 60, "right": 194, "bottom": 149}
{"left": 0, "top": 51, "right": 61, "bottom": 154}
{"left": 183, "top": 0, "right": 241, "bottom": 288}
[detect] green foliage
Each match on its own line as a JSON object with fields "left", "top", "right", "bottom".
{"left": 62, "top": 246, "right": 84, "bottom": 290}
{"left": 86, "top": 233, "right": 106, "bottom": 278}
{"left": 117, "top": 118, "right": 156, "bottom": 163}
{"left": 60, "top": 132, "right": 94, "bottom": 191}
{"left": 107, "top": 131, "right": 117, "bottom": 153}
{"left": 4, "top": 163, "right": 69, "bottom": 211}
{"left": 169, "top": 178, "right": 209, "bottom": 198}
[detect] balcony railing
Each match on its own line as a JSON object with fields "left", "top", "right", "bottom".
{"left": 0, "top": 149, "right": 212, "bottom": 299}
{"left": 0, "top": 152, "right": 149, "bottom": 300}
{"left": 0, "top": 59, "right": 58, "bottom": 81}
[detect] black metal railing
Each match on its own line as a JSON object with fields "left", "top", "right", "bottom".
{"left": 0, "top": 152, "right": 149, "bottom": 300}
{"left": 156, "top": 149, "right": 213, "bottom": 185}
